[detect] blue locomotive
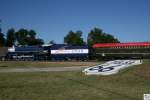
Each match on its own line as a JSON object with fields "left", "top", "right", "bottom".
{"left": 7, "top": 44, "right": 89, "bottom": 61}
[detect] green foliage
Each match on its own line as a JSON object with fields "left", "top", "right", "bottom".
{"left": 1, "top": 27, "right": 120, "bottom": 47}
{"left": 15, "top": 28, "right": 44, "bottom": 45}
{"left": 15, "top": 29, "right": 29, "bottom": 45}
{"left": 87, "top": 28, "right": 120, "bottom": 46}
{"left": 6, "top": 28, "right": 16, "bottom": 46}
{"left": 0, "top": 30, "right": 5, "bottom": 46}
{"left": 29, "top": 30, "right": 36, "bottom": 38}
{"left": 49, "top": 40, "right": 56, "bottom": 44}
{"left": 0, "top": 28, "right": 44, "bottom": 46}
{"left": 64, "top": 30, "right": 85, "bottom": 45}
{"left": 34, "top": 38, "right": 44, "bottom": 45}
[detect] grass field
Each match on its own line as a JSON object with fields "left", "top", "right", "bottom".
{"left": 0, "top": 61, "right": 100, "bottom": 68}
{"left": 0, "top": 60, "right": 150, "bottom": 100}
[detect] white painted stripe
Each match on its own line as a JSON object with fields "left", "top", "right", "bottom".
{"left": 51, "top": 49, "right": 89, "bottom": 54}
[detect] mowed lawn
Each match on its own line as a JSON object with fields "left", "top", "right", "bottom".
{"left": 0, "top": 61, "right": 100, "bottom": 68}
{"left": 0, "top": 60, "right": 150, "bottom": 100}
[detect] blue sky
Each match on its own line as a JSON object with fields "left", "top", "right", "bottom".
{"left": 0, "top": 0, "right": 150, "bottom": 43}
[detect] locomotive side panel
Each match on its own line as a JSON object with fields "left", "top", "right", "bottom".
{"left": 50, "top": 44, "right": 89, "bottom": 61}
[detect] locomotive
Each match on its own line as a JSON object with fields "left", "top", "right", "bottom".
{"left": 7, "top": 44, "right": 89, "bottom": 61}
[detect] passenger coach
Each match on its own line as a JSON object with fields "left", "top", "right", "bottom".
{"left": 93, "top": 42, "right": 150, "bottom": 59}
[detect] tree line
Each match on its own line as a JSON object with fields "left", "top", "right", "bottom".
{"left": 0, "top": 27, "right": 119, "bottom": 47}
{"left": 0, "top": 28, "right": 44, "bottom": 47}
{"left": 64, "top": 28, "right": 119, "bottom": 46}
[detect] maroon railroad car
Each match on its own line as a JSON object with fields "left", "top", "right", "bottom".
{"left": 92, "top": 42, "right": 150, "bottom": 59}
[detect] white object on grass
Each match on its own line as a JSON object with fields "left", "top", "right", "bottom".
{"left": 82, "top": 60, "right": 142, "bottom": 75}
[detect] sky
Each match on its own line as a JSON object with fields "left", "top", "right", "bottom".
{"left": 0, "top": 0, "right": 150, "bottom": 43}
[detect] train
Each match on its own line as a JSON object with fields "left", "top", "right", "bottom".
{"left": 3, "top": 42, "right": 150, "bottom": 61}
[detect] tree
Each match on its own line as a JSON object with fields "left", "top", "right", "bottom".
{"left": 15, "top": 28, "right": 44, "bottom": 45}
{"left": 15, "top": 29, "right": 29, "bottom": 45}
{"left": 23, "top": 37, "right": 44, "bottom": 45}
{"left": 49, "top": 40, "right": 56, "bottom": 44}
{"left": 87, "top": 27, "right": 119, "bottom": 46}
{"left": 0, "top": 33, "right": 5, "bottom": 46}
{"left": 6, "top": 28, "right": 16, "bottom": 46}
{"left": 64, "top": 30, "right": 85, "bottom": 45}
{"left": 29, "top": 30, "right": 36, "bottom": 38}
{"left": 0, "top": 28, "right": 5, "bottom": 46}
{"left": 35, "top": 38, "right": 44, "bottom": 45}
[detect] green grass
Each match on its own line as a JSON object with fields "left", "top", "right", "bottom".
{"left": 0, "top": 60, "right": 150, "bottom": 100}
{"left": 0, "top": 61, "right": 100, "bottom": 68}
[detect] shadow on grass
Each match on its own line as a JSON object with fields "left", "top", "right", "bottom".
{"left": 0, "top": 66, "right": 8, "bottom": 67}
